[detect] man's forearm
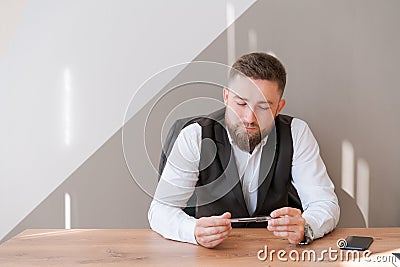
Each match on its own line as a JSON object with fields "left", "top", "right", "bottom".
{"left": 148, "top": 200, "right": 198, "bottom": 244}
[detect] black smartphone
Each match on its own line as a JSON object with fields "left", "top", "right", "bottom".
{"left": 341, "top": 236, "right": 374, "bottom": 251}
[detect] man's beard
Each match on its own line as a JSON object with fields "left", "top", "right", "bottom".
{"left": 226, "top": 116, "right": 269, "bottom": 153}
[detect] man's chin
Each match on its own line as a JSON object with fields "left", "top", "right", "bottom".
{"left": 245, "top": 128, "right": 260, "bottom": 136}
{"left": 231, "top": 132, "right": 261, "bottom": 152}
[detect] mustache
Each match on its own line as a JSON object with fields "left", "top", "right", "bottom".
{"left": 242, "top": 122, "right": 259, "bottom": 128}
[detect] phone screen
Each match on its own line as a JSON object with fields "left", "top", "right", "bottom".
{"left": 341, "top": 236, "right": 374, "bottom": 251}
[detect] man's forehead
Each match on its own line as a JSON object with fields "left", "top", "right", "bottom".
{"left": 227, "top": 76, "right": 276, "bottom": 104}
{"left": 228, "top": 75, "right": 257, "bottom": 90}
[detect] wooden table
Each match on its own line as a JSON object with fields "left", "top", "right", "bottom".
{"left": 0, "top": 228, "right": 399, "bottom": 266}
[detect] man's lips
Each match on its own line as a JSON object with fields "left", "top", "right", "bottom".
{"left": 245, "top": 126, "right": 258, "bottom": 131}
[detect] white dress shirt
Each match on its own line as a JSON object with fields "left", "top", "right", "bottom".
{"left": 148, "top": 118, "right": 340, "bottom": 245}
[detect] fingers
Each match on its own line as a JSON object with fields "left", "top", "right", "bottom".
{"left": 198, "top": 225, "right": 231, "bottom": 236}
{"left": 197, "top": 212, "right": 231, "bottom": 228}
{"left": 219, "top": 212, "right": 231, "bottom": 219}
{"left": 195, "top": 212, "right": 232, "bottom": 248}
{"left": 267, "top": 224, "right": 301, "bottom": 232}
{"left": 195, "top": 224, "right": 231, "bottom": 248}
{"left": 196, "top": 227, "right": 231, "bottom": 246}
{"left": 268, "top": 219, "right": 304, "bottom": 244}
{"left": 270, "top": 207, "right": 302, "bottom": 218}
{"left": 267, "top": 207, "right": 305, "bottom": 244}
{"left": 268, "top": 215, "right": 305, "bottom": 227}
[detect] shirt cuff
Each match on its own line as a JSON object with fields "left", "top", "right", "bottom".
{"left": 180, "top": 217, "right": 198, "bottom": 245}
{"left": 302, "top": 215, "right": 320, "bottom": 239}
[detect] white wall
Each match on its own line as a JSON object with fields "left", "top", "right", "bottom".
{"left": 0, "top": 0, "right": 256, "bottom": 241}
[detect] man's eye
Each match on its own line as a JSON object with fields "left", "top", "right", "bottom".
{"left": 236, "top": 102, "right": 246, "bottom": 106}
{"left": 258, "top": 105, "right": 270, "bottom": 110}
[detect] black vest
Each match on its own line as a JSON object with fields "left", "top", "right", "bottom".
{"left": 158, "top": 108, "right": 302, "bottom": 228}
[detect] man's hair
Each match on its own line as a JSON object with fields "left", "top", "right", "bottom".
{"left": 230, "top": 52, "right": 287, "bottom": 95}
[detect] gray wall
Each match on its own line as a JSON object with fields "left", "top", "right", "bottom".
{"left": 2, "top": 0, "right": 400, "bottom": 243}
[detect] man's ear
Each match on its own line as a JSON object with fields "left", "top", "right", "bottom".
{"left": 223, "top": 88, "right": 229, "bottom": 105}
{"left": 276, "top": 98, "right": 286, "bottom": 115}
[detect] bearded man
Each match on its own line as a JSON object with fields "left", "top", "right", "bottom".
{"left": 148, "top": 52, "right": 340, "bottom": 248}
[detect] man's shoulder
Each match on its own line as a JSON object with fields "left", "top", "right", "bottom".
{"left": 275, "top": 115, "right": 312, "bottom": 141}
{"left": 288, "top": 117, "right": 316, "bottom": 147}
{"left": 179, "top": 121, "right": 202, "bottom": 137}
{"left": 290, "top": 117, "right": 309, "bottom": 131}
{"left": 178, "top": 108, "right": 225, "bottom": 131}
{"left": 276, "top": 114, "right": 308, "bottom": 129}
{"left": 276, "top": 114, "right": 294, "bottom": 125}
{"left": 192, "top": 108, "right": 225, "bottom": 127}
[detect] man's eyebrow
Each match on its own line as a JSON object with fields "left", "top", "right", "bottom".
{"left": 232, "top": 94, "right": 273, "bottom": 105}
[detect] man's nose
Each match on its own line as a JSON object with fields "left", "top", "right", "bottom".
{"left": 242, "top": 106, "right": 257, "bottom": 124}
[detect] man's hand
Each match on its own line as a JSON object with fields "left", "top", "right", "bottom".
{"left": 195, "top": 212, "right": 232, "bottom": 248}
{"left": 267, "top": 207, "right": 305, "bottom": 244}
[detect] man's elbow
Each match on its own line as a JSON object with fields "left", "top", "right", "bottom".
{"left": 325, "top": 200, "right": 341, "bottom": 231}
{"left": 333, "top": 201, "right": 340, "bottom": 228}
{"left": 147, "top": 202, "right": 157, "bottom": 231}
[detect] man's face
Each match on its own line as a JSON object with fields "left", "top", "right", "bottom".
{"left": 223, "top": 76, "right": 286, "bottom": 153}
